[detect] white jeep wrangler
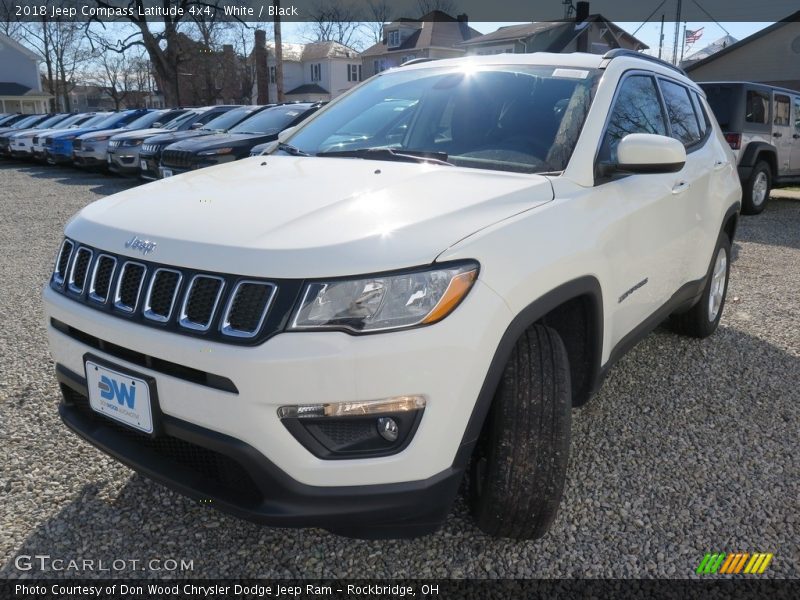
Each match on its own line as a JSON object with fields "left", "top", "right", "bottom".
{"left": 44, "top": 50, "right": 741, "bottom": 539}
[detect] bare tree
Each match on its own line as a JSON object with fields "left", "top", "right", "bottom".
{"left": 416, "top": 0, "right": 455, "bottom": 16}
{"left": 20, "top": 10, "right": 90, "bottom": 111}
{"left": 304, "top": 0, "right": 365, "bottom": 49}
{"left": 87, "top": 50, "right": 136, "bottom": 110}
{"left": 0, "top": 3, "right": 24, "bottom": 39}
{"left": 363, "top": 0, "right": 393, "bottom": 45}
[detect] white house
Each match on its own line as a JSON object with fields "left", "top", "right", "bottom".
{"left": 0, "top": 33, "right": 51, "bottom": 113}
{"left": 264, "top": 41, "right": 362, "bottom": 102}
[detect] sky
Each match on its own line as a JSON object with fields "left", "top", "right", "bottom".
{"left": 278, "top": 20, "right": 771, "bottom": 63}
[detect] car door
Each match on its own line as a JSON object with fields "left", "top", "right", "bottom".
{"left": 791, "top": 96, "right": 800, "bottom": 174}
{"left": 772, "top": 92, "right": 793, "bottom": 176}
{"left": 595, "top": 72, "right": 695, "bottom": 347}
{"left": 657, "top": 77, "right": 719, "bottom": 281}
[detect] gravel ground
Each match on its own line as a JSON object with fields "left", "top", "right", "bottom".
{"left": 0, "top": 161, "right": 798, "bottom": 579}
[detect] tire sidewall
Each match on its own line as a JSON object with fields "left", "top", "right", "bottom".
{"left": 744, "top": 162, "right": 770, "bottom": 215}
{"left": 699, "top": 234, "right": 732, "bottom": 334}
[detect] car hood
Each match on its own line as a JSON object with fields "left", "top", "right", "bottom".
{"left": 143, "top": 129, "right": 213, "bottom": 145}
{"left": 167, "top": 132, "right": 275, "bottom": 151}
{"left": 67, "top": 156, "right": 554, "bottom": 278}
{"left": 111, "top": 128, "right": 166, "bottom": 141}
{"left": 79, "top": 127, "right": 128, "bottom": 140}
{"left": 51, "top": 127, "right": 103, "bottom": 139}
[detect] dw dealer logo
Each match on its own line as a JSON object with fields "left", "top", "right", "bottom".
{"left": 98, "top": 375, "right": 136, "bottom": 408}
{"left": 696, "top": 552, "right": 774, "bottom": 575}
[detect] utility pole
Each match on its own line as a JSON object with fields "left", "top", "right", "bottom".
{"left": 658, "top": 15, "right": 665, "bottom": 59}
{"left": 671, "top": 0, "right": 682, "bottom": 65}
{"left": 273, "top": 0, "right": 284, "bottom": 102}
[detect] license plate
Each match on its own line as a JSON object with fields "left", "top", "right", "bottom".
{"left": 162, "top": 168, "right": 173, "bottom": 178}
{"left": 85, "top": 360, "right": 154, "bottom": 434}
{"left": 140, "top": 159, "right": 147, "bottom": 170}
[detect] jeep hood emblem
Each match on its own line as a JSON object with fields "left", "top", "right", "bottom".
{"left": 125, "top": 235, "right": 157, "bottom": 256}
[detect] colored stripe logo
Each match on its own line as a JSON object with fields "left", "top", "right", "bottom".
{"left": 697, "top": 552, "right": 773, "bottom": 574}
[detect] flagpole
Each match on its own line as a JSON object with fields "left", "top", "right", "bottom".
{"left": 680, "top": 22, "right": 687, "bottom": 63}
{"left": 658, "top": 14, "right": 665, "bottom": 59}
{"left": 671, "top": 0, "right": 682, "bottom": 65}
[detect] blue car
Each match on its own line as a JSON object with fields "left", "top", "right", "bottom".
{"left": 45, "top": 109, "right": 150, "bottom": 165}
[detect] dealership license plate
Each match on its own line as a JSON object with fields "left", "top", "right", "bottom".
{"left": 140, "top": 159, "right": 147, "bottom": 170}
{"left": 85, "top": 360, "right": 154, "bottom": 434}
{"left": 162, "top": 168, "right": 173, "bottom": 178}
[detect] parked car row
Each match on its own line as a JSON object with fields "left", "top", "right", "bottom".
{"left": 1, "top": 102, "right": 325, "bottom": 180}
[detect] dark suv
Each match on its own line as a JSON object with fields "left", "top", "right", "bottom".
{"left": 701, "top": 82, "right": 800, "bottom": 214}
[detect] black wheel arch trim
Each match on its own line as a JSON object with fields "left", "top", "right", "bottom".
{"left": 452, "top": 276, "right": 603, "bottom": 470}
{"left": 739, "top": 142, "right": 777, "bottom": 169}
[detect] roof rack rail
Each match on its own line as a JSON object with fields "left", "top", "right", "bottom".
{"left": 602, "top": 48, "right": 687, "bottom": 76}
{"left": 400, "top": 58, "right": 439, "bottom": 67}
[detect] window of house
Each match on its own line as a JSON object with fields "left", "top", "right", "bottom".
{"left": 374, "top": 59, "right": 388, "bottom": 74}
{"left": 347, "top": 64, "right": 361, "bottom": 82}
{"left": 599, "top": 75, "right": 667, "bottom": 162}
{"left": 745, "top": 89, "right": 769, "bottom": 124}
{"left": 401, "top": 55, "right": 416, "bottom": 64}
{"left": 310, "top": 63, "right": 321, "bottom": 82}
{"left": 269, "top": 66, "right": 276, "bottom": 84}
{"left": 388, "top": 30, "right": 400, "bottom": 47}
{"left": 659, "top": 79, "right": 702, "bottom": 147}
{"left": 774, "top": 94, "right": 790, "bottom": 126}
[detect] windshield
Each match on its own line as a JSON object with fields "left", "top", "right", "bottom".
{"left": 125, "top": 111, "right": 168, "bottom": 130}
{"left": 11, "top": 115, "right": 42, "bottom": 128}
{"left": 201, "top": 107, "right": 260, "bottom": 132}
{"left": 94, "top": 112, "right": 130, "bottom": 128}
{"left": 80, "top": 113, "right": 113, "bottom": 128}
{"left": 36, "top": 114, "right": 68, "bottom": 128}
{"left": 62, "top": 114, "right": 94, "bottom": 128}
{"left": 164, "top": 111, "right": 197, "bottom": 130}
{"left": 229, "top": 105, "right": 309, "bottom": 135}
{"left": 288, "top": 65, "right": 598, "bottom": 173}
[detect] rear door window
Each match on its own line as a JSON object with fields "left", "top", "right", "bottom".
{"left": 659, "top": 79, "right": 702, "bottom": 147}
{"left": 774, "top": 94, "right": 791, "bottom": 126}
{"left": 745, "top": 90, "right": 769, "bottom": 124}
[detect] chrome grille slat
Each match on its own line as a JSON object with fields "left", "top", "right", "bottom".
{"left": 143, "top": 268, "right": 182, "bottom": 322}
{"left": 221, "top": 281, "right": 277, "bottom": 338}
{"left": 67, "top": 247, "right": 93, "bottom": 294}
{"left": 179, "top": 275, "right": 225, "bottom": 331}
{"left": 53, "top": 239, "right": 74, "bottom": 286}
{"left": 113, "top": 261, "right": 147, "bottom": 313}
{"left": 88, "top": 254, "right": 117, "bottom": 303}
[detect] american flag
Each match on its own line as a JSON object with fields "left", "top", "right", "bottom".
{"left": 685, "top": 27, "right": 704, "bottom": 43}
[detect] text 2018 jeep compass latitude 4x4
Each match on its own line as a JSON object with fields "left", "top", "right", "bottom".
{"left": 44, "top": 51, "right": 741, "bottom": 539}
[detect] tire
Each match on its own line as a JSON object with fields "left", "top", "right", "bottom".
{"left": 469, "top": 324, "right": 571, "bottom": 539}
{"left": 742, "top": 160, "right": 771, "bottom": 215}
{"left": 669, "top": 234, "right": 731, "bottom": 338}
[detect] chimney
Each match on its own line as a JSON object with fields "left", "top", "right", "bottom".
{"left": 254, "top": 29, "right": 269, "bottom": 104}
{"left": 575, "top": 1, "right": 590, "bottom": 22}
{"left": 457, "top": 13, "right": 470, "bottom": 39}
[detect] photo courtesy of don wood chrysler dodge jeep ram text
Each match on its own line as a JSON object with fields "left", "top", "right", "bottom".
{"left": 44, "top": 50, "right": 741, "bottom": 539}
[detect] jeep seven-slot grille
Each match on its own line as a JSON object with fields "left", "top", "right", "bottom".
{"left": 50, "top": 239, "right": 291, "bottom": 345}
{"left": 161, "top": 149, "right": 194, "bottom": 169}
{"left": 108, "top": 140, "right": 121, "bottom": 149}
{"left": 141, "top": 143, "right": 162, "bottom": 154}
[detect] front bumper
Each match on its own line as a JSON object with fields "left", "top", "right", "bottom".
{"left": 47, "top": 142, "right": 74, "bottom": 164}
{"left": 9, "top": 138, "right": 34, "bottom": 157}
{"left": 72, "top": 148, "right": 107, "bottom": 167}
{"left": 108, "top": 147, "right": 142, "bottom": 175}
{"left": 56, "top": 365, "right": 461, "bottom": 537}
{"left": 44, "top": 279, "right": 509, "bottom": 519}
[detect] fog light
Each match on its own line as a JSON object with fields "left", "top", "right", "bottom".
{"left": 277, "top": 395, "right": 425, "bottom": 419}
{"left": 377, "top": 417, "right": 399, "bottom": 442}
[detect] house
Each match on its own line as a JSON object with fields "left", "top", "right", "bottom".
{"left": 263, "top": 40, "right": 362, "bottom": 102}
{"left": 0, "top": 33, "right": 51, "bottom": 113}
{"left": 360, "top": 11, "right": 482, "bottom": 78}
{"left": 459, "top": 3, "right": 647, "bottom": 56}
{"left": 680, "top": 35, "right": 738, "bottom": 68}
{"left": 685, "top": 14, "right": 800, "bottom": 92}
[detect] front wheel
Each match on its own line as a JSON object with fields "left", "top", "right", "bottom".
{"left": 669, "top": 234, "right": 731, "bottom": 338}
{"left": 469, "top": 324, "right": 571, "bottom": 539}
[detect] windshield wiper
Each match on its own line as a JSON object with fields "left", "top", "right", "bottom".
{"left": 278, "top": 142, "right": 311, "bottom": 156}
{"left": 316, "top": 148, "right": 452, "bottom": 166}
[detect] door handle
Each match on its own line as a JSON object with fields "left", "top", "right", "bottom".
{"left": 713, "top": 160, "right": 726, "bottom": 170}
{"left": 672, "top": 181, "right": 691, "bottom": 194}
{"left": 773, "top": 132, "right": 782, "bottom": 138}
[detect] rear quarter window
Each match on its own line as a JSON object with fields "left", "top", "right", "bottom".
{"left": 745, "top": 90, "right": 769, "bottom": 124}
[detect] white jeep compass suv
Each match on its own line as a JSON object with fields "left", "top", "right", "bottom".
{"left": 44, "top": 50, "right": 741, "bottom": 539}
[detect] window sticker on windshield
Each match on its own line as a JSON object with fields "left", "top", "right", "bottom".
{"left": 286, "top": 111, "right": 299, "bottom": 116}
{"left": 552, "top": 68, "right": 589, "bottom": 79}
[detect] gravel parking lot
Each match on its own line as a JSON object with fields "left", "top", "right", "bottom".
{"left": 0, "top": 161, "right": 798, "bottom": 579}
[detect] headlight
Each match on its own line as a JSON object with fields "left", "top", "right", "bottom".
{"left": 93, "top": 135, "right": 111, "bottom": 142}
{"left": 197, "top": 147, "right": 233, "bottom": 156}
{"left": 121, "top": 139, "right": 143, "bottom": 147}
{"left": 289, "top": 261, "right": 479, "bottom": 333}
